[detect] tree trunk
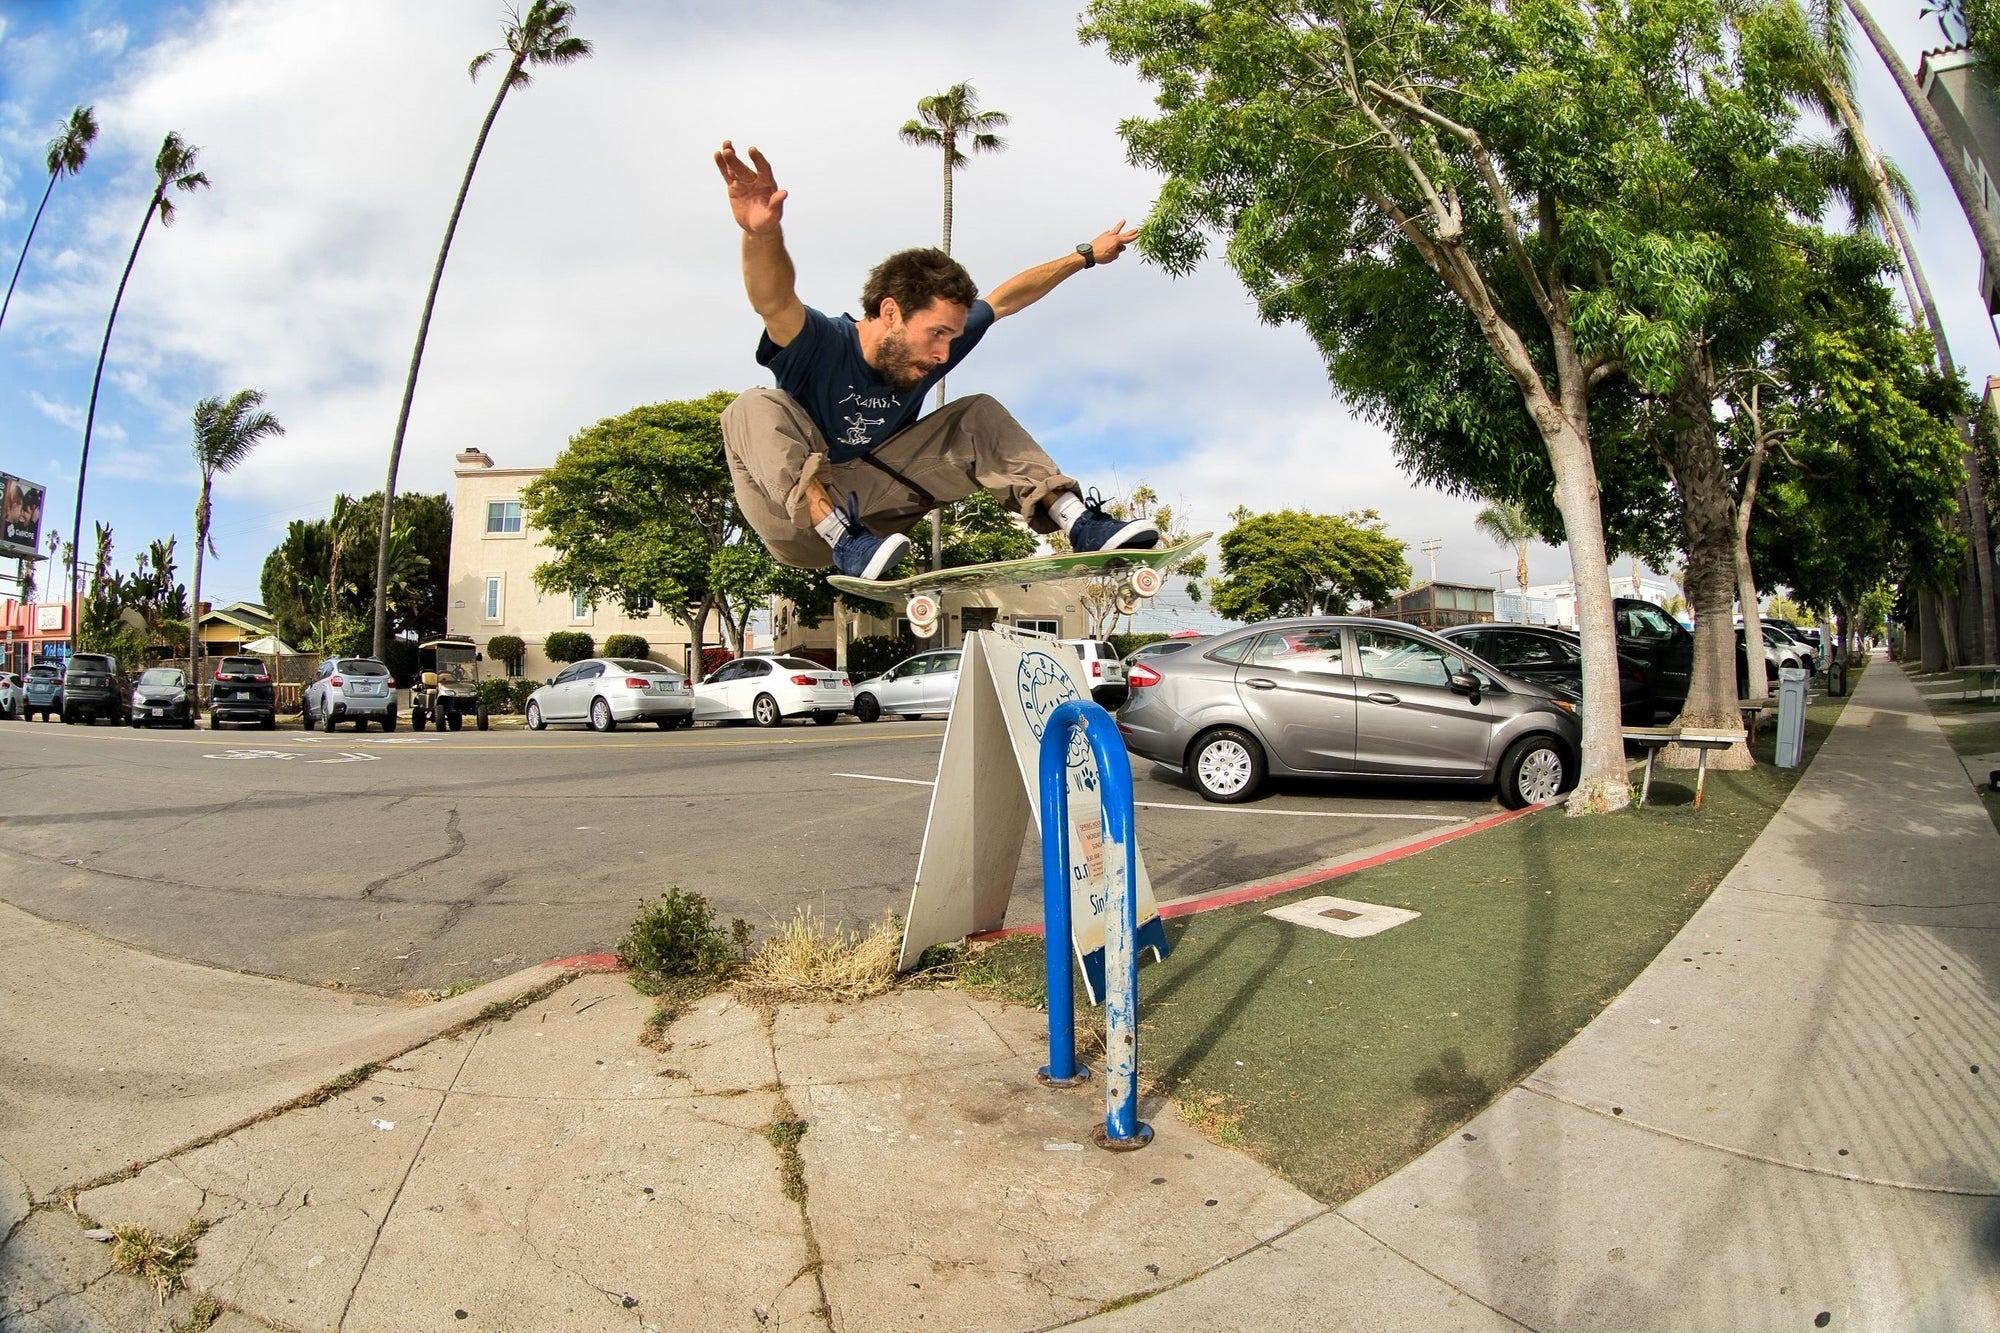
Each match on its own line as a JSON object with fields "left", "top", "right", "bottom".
{"left": 373, "top": 62, "right": 517, "bottom": 658}
{"left": 1664, "top": 356, "right": 1753, "bottom": 770}
{"left": 1540, "top": 414, "right": 1630, "bottom": 810}
{"left": 188, "top": 478, "right": 211, "bottom": 687}
{"left": 688, "top": 595, "right": 712, "bottom": 683}
{"left": 1734, "top": 442, "right": 1768, "bottom": 705}
{"left": 70, "top": 184, "right": 161, "bottom": 639}
{"left": 0, "top": 171, "right": 60, "bottom": 334}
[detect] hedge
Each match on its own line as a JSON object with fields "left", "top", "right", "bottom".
{"left": 603, "top": 634, "right": 650, "bottom": 660}
{"left": 486, "top": 634, "right": 526, "bottom": 675}
{"left": 544, "top": 630, "right": 595, "bottom": 664}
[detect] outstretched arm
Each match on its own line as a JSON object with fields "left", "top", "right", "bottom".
{"left": 715, "top": 140, "right": 806, "bottom": 346}
{"left": 985, "top": 220, "right": 1142, "bottom": 319}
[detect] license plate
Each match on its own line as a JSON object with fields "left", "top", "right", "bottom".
{"left": 149, "top": 708, "right": 162, "bottom": 716}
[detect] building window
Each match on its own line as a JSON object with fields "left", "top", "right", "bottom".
{"left": 1016, "top": 617, "right": 1058, "bottom": 636}
{"left": 631, "top": 593, "right": 654, "bottom": 615}
{"left": 483, "top": 576, "right": 503, "bottom": 621}
{"left": 485, "top": 500, "right": 523, "bottom": 535}
{"left": 571, "top": 591, "right": 591, "bottom": 621}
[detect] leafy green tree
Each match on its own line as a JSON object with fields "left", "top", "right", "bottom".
{"left": 603, "top": 633, "right": 650, "bottom": 659}
{"left": 1084, "top": 0, "right": 1726, "bottom": 810}
{"left": 543, "top": 630, "right": 594, "bottom": 663}
{"left": 372, "top": 0, "right": 590, "bottom": 657}
{"left": 485, "top": 633, "right": 526, "bottom": 674}
{"left": 1210, "top": 508, "right": 1408, "bottom": 622}
{"left": 187, "top": 390, "right": 284, "bottom": 674}
{"left": 261, "top": 519, "right": 331, "bottom": 651}
{"left": 0, "top": 106, "right": 96, "bottom": 335}
{"left": 68, "top": 131, "right": 208, "bottom": 631}
{"left": 522, "top": 392, "right": 764, "bottom": 681}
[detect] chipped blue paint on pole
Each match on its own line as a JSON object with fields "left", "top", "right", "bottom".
{"left": 1036, "top": 700, "right": 1151, "bottom": 1150}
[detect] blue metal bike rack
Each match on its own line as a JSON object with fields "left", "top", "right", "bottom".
{"left": 1036, "top": 699, "right": 1152, "bottom": 1151}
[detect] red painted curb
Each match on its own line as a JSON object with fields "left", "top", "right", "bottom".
{"left": 543, "top": 952, "right": 624, "bottom": 972}
{"left": 967, "top": 803, "right": 1543, "bottom": 941}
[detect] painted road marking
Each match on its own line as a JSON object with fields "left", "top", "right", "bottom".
{"left": 204, "top": 750, "right": 298, "bottom": 761}
{"left": 832, "top": 772, "right": 1465, "bottom": 821}
{"left": 307, "top": 752, "right": 381, "bottom": 764}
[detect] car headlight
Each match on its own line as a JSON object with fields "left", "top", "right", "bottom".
{"left": 1550, "top": 697, "right": 1577, "bottom": 714}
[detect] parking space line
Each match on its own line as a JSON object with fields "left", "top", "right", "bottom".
{"left": 832, "top": 773, "right": 937, "bottom": 786}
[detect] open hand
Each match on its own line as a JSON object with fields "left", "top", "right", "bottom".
{"left": 715, "top": 140, "right": 787, "bottom": 235}
{"left": 1088, "top": 219, "right": 1142, "bottom": 265}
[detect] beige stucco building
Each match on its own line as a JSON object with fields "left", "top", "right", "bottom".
{"left": 449, "top": 448, "right": 1193, "bottom": 676}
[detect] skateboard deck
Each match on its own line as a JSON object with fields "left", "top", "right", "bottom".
{"left": 830, "top": 532, "right": 1210, "bottom": 637}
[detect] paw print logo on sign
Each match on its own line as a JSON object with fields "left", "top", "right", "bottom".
{"left": 1016, "top": 651, "right": 1094, "bottom": 791}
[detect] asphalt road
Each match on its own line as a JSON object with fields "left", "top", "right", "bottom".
{"left": 0, "top": 714, "right": 1503, "bottom": 994}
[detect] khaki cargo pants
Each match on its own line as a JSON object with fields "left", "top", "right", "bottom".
{"left": 721, "top": 388, "right": 1078, "bottom": 569}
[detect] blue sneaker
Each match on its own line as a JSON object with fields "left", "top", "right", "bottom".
{"left": 831, "top": 504, "right": 911, "bottom": 580}
{"left": 1067, "top": 490, "right": 1160, "bottom": 553}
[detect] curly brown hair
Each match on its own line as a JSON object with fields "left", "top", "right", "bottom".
{"left": 859, "top": 248, "right": 978, "bottom": 319}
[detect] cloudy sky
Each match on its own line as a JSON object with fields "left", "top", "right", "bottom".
{"left": 0, "top": 0, "right": 1992, "bottom": 611}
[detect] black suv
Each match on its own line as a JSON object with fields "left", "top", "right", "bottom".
{"left": 1613, "top": 597, "right": 1693, "bottom": 715}
{"left": 208, "top": 655, "right": 278, "bottom": 729}
{"left": 61, "top": 653, "right": 129, "bottom": 725}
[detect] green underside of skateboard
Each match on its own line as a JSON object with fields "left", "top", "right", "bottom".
{"left": 830, "top": 532, "right": 1211, "bottom": 637}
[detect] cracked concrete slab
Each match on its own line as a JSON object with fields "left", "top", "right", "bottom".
{"left": 775, "top": 992, "right": 1322, "bottom": 1333}
{"left": 0, "top": 1206, "right": 195, "bottom": 1333}
{"left": 0, "top": 900, "right": 573, "bottom": 1198}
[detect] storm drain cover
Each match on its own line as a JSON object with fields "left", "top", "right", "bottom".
{"left": 1264, "top": 896, "right": 1420, "bottom": 939}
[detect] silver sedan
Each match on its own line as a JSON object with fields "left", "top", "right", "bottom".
{"left": 1117, "top": 617, "right": 1581, "bottom": 807}
{"left": 852, "top": 649, "right": 961, "bottom": 722}
{"left": 525, "top": 658, "right": 695, "bottom": 732}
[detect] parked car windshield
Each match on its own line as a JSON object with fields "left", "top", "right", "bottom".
{"left": 70, "top": 655, "right": 115, "bottom": 672}
{"left": 340, "top": 659, "right": 390, "bottom": 676}
{"left": 773, "top": 657, "right": 827, "bottom": 672}
{"left": 1617, "top": 603, "right": 1680, "bottom": 640}
{"left": 138, "top": 669, "right": 185, "bottom": 686}
{"left": 610, "top": 659, "right": 673, "bottom": 674}
{"left": 28, "top": 666, "right": 58, "bottom": 679}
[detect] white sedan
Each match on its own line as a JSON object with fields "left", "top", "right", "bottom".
{"left": 525, "top": 657, "right": 695, "bottom": 732}
{"left": 694, "top": 655, "right": 853, "bottom": 727}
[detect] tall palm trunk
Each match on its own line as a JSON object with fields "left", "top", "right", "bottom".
{"left": 928, "top": 130, "right": 957, "bottom": 573}
{"left": 187, "top": 480, "right": 212, "bottom": 678}
{"left": 69, "top": 188, "right": 162, "bottom": 638}
{"left": 372, "top": 59, "right": 519, "bottom": 657}
{"left": 0, "top": 172, "right": 60, "bottom": 334}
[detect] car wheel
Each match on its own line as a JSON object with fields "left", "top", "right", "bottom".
{"left": 1189, "top": 727, "right": 1265, "bottom": 803}
{"left": 854, "top": 693, "right": 881, "bottom": 723}
{"left": 210, "top": 712, "right": 223, "bottom": 729}
{"left": 476, "top": 703, "right": 489, "bottom": 731}
{"left": 189, "top": 713, "right": 202, "bottom": 729}
{"left": 61, "top": 708, "right": 73, "bottom": 725}
{"left": 1498, "top": 734, "right": 1572, "bottom": 809}
{"left": 590, "top": 697, "right": 616, "bottom": 732}
{"left": 812, "top": 711, "right": 839, "bottom": 726}
{"left": 677, "top": 714, "right": 697, "bottom": 728}
{"left": 412, "top": 709, "right": 427, "bottom": 731}
{"left": 383, "top": 710, "right": 398, "bottom": 732}
{"left": 129, "top": 714, "right": 141, "bottom": 728}
{"left": 322, "top": 708, "right": 338, "bottom": 732}
{"left": 447, "top": 712, "right": 464, "bottom": 732}
{"left": 526, "top": 701, "right": 545, "bottom": 731}
{"left": 752, "top": 693, "right": 782, "bottom": 728}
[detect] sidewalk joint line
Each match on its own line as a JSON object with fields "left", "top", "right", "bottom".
{"left": 1329, "top": 1213, "right": 1543, "bottom": 1331}
{"left": 1519, "top": 1082, "right": 2000, "bottom": 1197}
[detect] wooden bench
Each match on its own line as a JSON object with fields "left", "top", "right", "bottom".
{"left": 1736, "top": 699, "right": 1770, "bottom": 736}
{"left": 1625, "top": 725, "right": 1748, "bottom": 810}
{"left": 1958, "top": 664, "right": 2000, "bottom": 703}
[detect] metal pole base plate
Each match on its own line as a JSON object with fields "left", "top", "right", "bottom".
{"left": 1037, "top": 1065, "right": 1093, "bottom": 1089}
{"left": 1092, "top": 1121, "right": 1154, "bottom": 1152}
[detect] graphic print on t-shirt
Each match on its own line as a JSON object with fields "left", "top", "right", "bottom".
{"left": 835, "top": 391, "right": 896, "bottom": 453}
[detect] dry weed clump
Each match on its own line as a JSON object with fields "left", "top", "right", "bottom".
{"left": 734, "top": 911, "right": 900, "bottom": 1003}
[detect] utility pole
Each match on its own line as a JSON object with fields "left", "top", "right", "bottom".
{"left": 1420, "top": 538, "right": 1443, "bottom": 587}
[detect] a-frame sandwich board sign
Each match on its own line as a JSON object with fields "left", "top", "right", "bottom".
{"left": 897, "top": 627, "right": 1169, "bottom": 1004}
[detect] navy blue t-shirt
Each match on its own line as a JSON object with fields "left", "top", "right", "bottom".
{"left": 756, "top": 301, "right": 995, "bottom": 462}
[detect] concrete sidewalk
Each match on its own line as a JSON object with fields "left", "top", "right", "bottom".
{"left": 4, "top": 653, "right": 1995, "bottom": 1331}
{"left": 1076, "top": 651, "right": 2000, "bottom": 1331}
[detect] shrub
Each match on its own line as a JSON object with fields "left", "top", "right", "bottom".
{"left": 847, "top": 634, "right": 918, "bottom": 679}
{"left": 486, "top": 633, "right": 525, "bottom": 676}
{"left": 508, "top": 678, "right": 539, "bottom": 713}
{"left": 475, "top": 678, "right": 512, "bottom": 713}
{"left": 1110, "top": 632, "right": 1169, "bottom": 659}
{"left": 603, "top": 634, "right": 649, "bottom": 660}
{"left": 700, "top": 645, "right": 735, "bottom": 677}
{"left": 734, "top": 910, "right": 900, "bottom": 1003}
{"left": 544, "top": 630, "right": 594, "bottom": 664}
{"left": 617, "top": 888, "right": 736, "bottom": 994}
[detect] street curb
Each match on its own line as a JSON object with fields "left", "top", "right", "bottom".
{"left": 970, "top": 803, "right": 1543, "bottom": 941}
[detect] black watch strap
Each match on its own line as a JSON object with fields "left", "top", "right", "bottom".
{"left": 1075, "top": 242, "right": 1097, "bottom": 269}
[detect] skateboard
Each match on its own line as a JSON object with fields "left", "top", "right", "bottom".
{"left": 829, "top": 532, "right": 1211, "bottom": 638}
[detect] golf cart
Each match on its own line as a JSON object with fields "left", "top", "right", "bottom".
{"left": 411, "top": 637, "right": 487, "bottom": 731}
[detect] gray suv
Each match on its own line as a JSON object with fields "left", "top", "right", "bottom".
{"left": 1117, "top": 617, "right": 1580, "bottom": 807}
{"left": 301, "top": 656, "right": 397, "bottom": 731}
{"left": 60, "top": 653, "right": 129, "bottom": 725}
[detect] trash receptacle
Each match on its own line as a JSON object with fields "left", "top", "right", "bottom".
{"left": 1776, "top": 666, "right": 1809, "bottom": 768}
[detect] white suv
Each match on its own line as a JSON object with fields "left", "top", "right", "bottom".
{"left": 1057, "top": 638, "right": 1128, "bottom": 706}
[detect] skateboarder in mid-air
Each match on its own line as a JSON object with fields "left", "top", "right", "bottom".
{"left": 714, "top": 140, "right": 1160, "bottom": 583}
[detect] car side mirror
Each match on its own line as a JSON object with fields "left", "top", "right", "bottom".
{"left": 1449, "top": 670, "right": 1481, "bottom": 699}
{"left": 475, "top": 652, "right": 484, "bottom": 661}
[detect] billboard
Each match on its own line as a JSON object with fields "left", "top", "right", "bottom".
{"left": 2, "top": 474, "right": 47, "bottom": 560}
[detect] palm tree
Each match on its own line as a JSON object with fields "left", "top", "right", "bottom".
{"left": 67, "top": 131, "right": 209, "bottom": 639}
{"left": 1473, "top": 500, "right": 1534, "bottom": 613}
{"left": 187, "top": 390, "right": 285, "bottom": 678}
{"left": 899, "top": 81, "right": 1009, "bottom": 569}
{"left": 1824, "top": 1, "right": 1999, "bottom": 662}
{"left": 1, "top": 106, "right": 97, "bottom": 336}
{"left": 370, "top": 0, "right": 591, "bottom": 657}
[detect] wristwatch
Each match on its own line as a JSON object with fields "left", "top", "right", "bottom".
{"left": 1075, "top": 242, "right": 1097, "bottom": 269}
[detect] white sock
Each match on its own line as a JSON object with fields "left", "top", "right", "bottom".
{"left": 814, "top": 509, "right": 850, "bottom": 547}
{"left": 1048, "top": 490, "right": 1088, "bottom": 531}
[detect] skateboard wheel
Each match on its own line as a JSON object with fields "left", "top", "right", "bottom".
{"left": 907, "top": 593, "right": 939, "bottom": 624}
{"left": 1116, "top": 591, "right": 1142, "bottom": 616}
{"left": 911, "top": 616, "right": 940, "bottom": 639}
{"left": 1130, "top": 566, "right": 1164, "bottom": 597}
